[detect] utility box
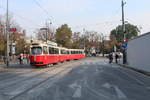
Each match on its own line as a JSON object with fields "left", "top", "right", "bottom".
{"left": 127, "top": 32, "right": 150, "bottom": 72}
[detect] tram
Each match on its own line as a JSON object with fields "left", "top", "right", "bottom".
{"left": 29, "top": 41, "right": 85, "bottom": 66}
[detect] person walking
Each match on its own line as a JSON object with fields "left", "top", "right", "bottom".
{"left": 19, "top": 53, "right": 23, "bottom": 64}
{"left": 108, "top": 53, "right": 113, "bottom": 63}
{"left": 115, "top": 53, "right": 119, "bottom": 63}
{"left": 26, "top": 54, "right": 30, "bottom": 64}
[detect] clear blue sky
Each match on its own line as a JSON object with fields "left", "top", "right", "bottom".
{"left": 0, "top": 0, "right": 150, "bottom": 37}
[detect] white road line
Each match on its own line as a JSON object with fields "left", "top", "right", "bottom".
{"left": 102, "top": 83, "right": 127, "bottom": 99}
{"left": 114, "top": 86, "right": 127, "bottom": 99}
{"left": 102, "top": 83, "right": 111, "bottom": 89}
{"left": 84, "top": 80, "right": 111, "bottom": 100}
{"left": 72, "top": 86, "right": 81, "bottom": 98}
{"left": 69, "top": 82, "right": 82, "bottom": 98}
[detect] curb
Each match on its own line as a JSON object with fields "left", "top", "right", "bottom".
{"left": 118, "top": 63, "right": 150, "bottom": 77}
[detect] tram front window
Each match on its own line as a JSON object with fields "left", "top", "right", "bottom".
{"left": 31, "top": 47, "right": 42, "bottom": 55}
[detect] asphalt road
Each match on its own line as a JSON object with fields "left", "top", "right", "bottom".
{"left": 0, "top": 57, "right": 150, "bottom": 100}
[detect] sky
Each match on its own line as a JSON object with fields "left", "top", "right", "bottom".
{"left": 0, "top": 0, "right": 150, "bottom": 38}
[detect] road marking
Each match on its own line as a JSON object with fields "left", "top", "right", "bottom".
{"left": 84, "top": 81, "right": 111, "bottom": 100}
{"left": 114, "top": 86, "right": 127, "bottom": 99}
{"left": 69, "top": 82, "right": 82, "bottom": 98}
{"left": 101, "top": 62, "right": 108, "bottom": 65}
{"left": 102, "top": 83, "right": 127, "bottom": 99}
{"left": 102, "top": 83, "right": 111, "bottom": 89}
{"left": 72, "top": 86, "right": 81, "bottom": 98}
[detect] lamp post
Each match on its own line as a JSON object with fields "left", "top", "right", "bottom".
{"left": 6, "top": 0, "right": 10, "bottom": 66}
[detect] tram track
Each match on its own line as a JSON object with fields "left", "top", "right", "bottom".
{"left": 0, "top": 69, "right": 39, "bottom": 81}
{"left": 8, "top": 60, "right": 83, "bottom": 100}
{"left": 0, "top": 60, "right": 75, "bottom": 82}
{"left": 0, "top": 61, "right": 71, "bottom": 89}
{"left": 0, "top": 60, "right": 84, "bottom": 99}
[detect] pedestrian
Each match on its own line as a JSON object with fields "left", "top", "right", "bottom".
{"left": 3, "top": 56, "right": 6, "bottom": 64}
{"left": 19, "top": 53, "right": 23, "bottom": 64}
{"left": 115, "top": 53, "right": 119, "bottom": 63}
{"left": 26, "top": 54, "right": 30, "bottom": 64}
{"left": 108, "top": 53, "right": 113, "bottom": 63}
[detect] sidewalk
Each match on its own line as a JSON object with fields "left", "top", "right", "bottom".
{"left": 0, "top": 59, "right": 30, "bottom": 68}
{"left": 116, "top": 57, "right": 150, "bottom": 76}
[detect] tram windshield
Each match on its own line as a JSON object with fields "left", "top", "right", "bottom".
{"left": 31, "top": 47, "right": 42, "bottom": 55}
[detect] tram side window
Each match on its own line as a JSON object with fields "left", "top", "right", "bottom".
{"left": 67, "top": 51, "right": 70, "bottom": 54}
{"left": 75, "top": 51, "right": 77, "bottom": 54}
{"left": 74, "top": 51, "right": 76, "bottom": 54}
{"left": 61, "top": 50, "right": 63, "bottom": 54}
{"left": 54, "top": 48, "right": 59, "bottom": 54}
{"left": 71, "top": 51, "right": 75, "bottom": 54}
{"left": 61, "top": 50, "right": 67, "bottom": 54}
{"left": 43, "top": 46, "right": 48, "bottom": 54}
{"left": 49, "top": 47, "right": 54, "bottom": 54}
{"left": 71, "top": 51, "right": 74, "bottom": 54}
{"left": 78, "top": 51, "right": 80, "bottom": 54}
{"left": 82, "top": 51, "right": 84, "bottom": 54}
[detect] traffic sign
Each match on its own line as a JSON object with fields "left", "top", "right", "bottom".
{"left": 9, "top": 28, "right": 17, "bottom": 32}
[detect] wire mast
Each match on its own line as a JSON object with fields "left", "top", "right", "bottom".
{"left": 6, "top": 0, "right": 10, "bottom": 66}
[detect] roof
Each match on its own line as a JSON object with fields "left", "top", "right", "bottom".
{"left": 128, "top": 32, "right": 150, "bottom": 42}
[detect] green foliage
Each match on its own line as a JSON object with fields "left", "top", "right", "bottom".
{"left": 55, "top": 24, "right": 72, "bottom": 48}
{"left": 110, "top": 23, "right": 140, "bottom": 43}
{"left": 0, "top": 35, "right": 5, "bottom": 53}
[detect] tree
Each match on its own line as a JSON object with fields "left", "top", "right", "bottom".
{"left": 0, "top": 14, "right": 28, "bottom": 57}
{"left": 15, "top": 37, "right": 27, "bottom": 55}
{"left": 0, "top": 17, "right": 6, "bottom": 56}
{"left": 0, "top": 34, "right": 5, "bottom": 56}
{"left": 110, "top": 23, "right": 140, "bottom": 43}
{"left": 55, "top": 24, "right": 72, "bottom": 48}
{"left": 72, "top": 32, "right": 81, "bottom": 49}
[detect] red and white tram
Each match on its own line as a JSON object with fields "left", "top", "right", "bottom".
{"left": 29, "top": 41, "right": 85, "bottom": 66}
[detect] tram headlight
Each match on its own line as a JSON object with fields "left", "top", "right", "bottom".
{"left": 44, "top": 56, "right": 47, "bottom": 60}
{"left": 34, "top": 56, "right": 36, "bottom": 61}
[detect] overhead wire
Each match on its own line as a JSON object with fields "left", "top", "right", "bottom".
{"left": 0, "top": 6, "right": 42, "bottom": 28}
{"left": 32, "top": 0, "right": 53, "bottom": 22}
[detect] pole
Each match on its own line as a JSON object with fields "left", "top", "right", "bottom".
{"left": 101, "top": 33, "right": 104, "bottom": 57}
{"left": 122, "top": 0, "right": 126, "bottom": 42}
{"left": 45, "top": 21, "right": 48, "bottom": 43}
{"left": 6, "top": 0, "right": 9, "bottom": 66}
{"left": 121, "top": 0, "right": 127, "bottom": 64}
{"left": 83, "top": 28, "right": 85, "bottom": 50}
{"left": 50, "top": 22, "right": 52, "bottom": 41}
